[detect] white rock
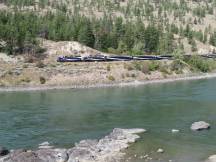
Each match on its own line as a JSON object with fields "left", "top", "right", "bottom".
{"left": 171, "top": 129, "right": 180, "bottom": 133}
{"left": 39, "top": 142, "right": 50, "bottom": 146}
{"left": 206, "top": 155, "right": 216, "bottom": 162}
{"left": 191, "top": 121, "right": 210, "bottom": 131}
{"left": 38, "top": 145, "right": 54, "bottom": 149}
{"left": 157, "top": 148, "right": 164, "bottom": 153}
{"left": 38, "top": 141, "right": 54, "bottom": 149}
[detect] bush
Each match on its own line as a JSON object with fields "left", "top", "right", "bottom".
{"left": 141, "top": 63, "right": 150, "bottom": 74}
{"left": 132, "top": 61, "right": 142, "bottom": 71}
{"left": 25, "top": 56, "right": 35, "bottom": 63}
{"left": 171, "top": 60, "right": 184, "bottom": 73}
{"left": 148, "top": 61, "right": 160, "bottom": 71}
{"left": 131, "top": 73, "right": 136, "bottom": 77}
{"left": 107, "top": 75, "right": 115, "bottom": 81}
{"left": 124, "top": 63, "right": 134, "bottom": 71}
{"left": 36, "top": 61, "right": 45, "bottom": 68}
{"left": 159, "top": 65, "right": 170, "bottom": 75}
{"left": 184, "top": 56, "right": 211, "bottom": 72}
{"left": 21, "top": 77, "right": 31, "bottom": 83}
{"left": 39, "top": 76, "right": 46, "bottom": 84}
{"left": 107, "top": 64, "right": 111, "bottom": 71}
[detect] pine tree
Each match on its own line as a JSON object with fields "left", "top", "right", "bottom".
{"left": 144, "top": 25, "right": 159, "bottom": 53}
{"left": 78, "top": 21, "right": 95, "bottom": 48}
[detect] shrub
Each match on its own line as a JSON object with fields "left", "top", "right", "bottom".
{"left": 107, "top": 64, "right": 111, "bottom": 71}
{"left": 107, "top": 75, "right": 115, "bottom": 81}
{"left": 21, "top": 77, "right": 31, "bottom": 83}
{"left": 148, "top": 61, "right": 159, "bottom": 71}
{"left": 124, "top": 63, "right": 134, "bottom": 71}
{"left": 131, "top": 73, "right": 136, "bottom": 77}
{"left": 25, "top": 56, "right": 35, "bottom": 63}
{"left": 184, "top": 56, "right": 211, "bottom": 72}
{"left": 39, "top": 76, "right": 46, "bottom": 84}
{"left": 160, "top": 66, "right": 170, "bottom": 75}
{"left": 36, "top": 61, "right": 45, "bottom": 68}
{"left": 141, "top": 63, "right": 150, "bottom": 74}
{"left": 171, "top": 60, "right": 184, "bottom": 73}
{"left": 22, "top": 64, "right": 28, "bottom": 68}
{"left": 132, "top": 61, "right": 142, "bottom": 71}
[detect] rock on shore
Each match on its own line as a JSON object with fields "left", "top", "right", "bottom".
{"left": 191, "top": 121, "right": 210, "bottom": 131}
{"left": 0, "top": 128, "right": 146, "bottom": 162}
{"left": 206, "top": 155, "right": 216, "bottom": 162}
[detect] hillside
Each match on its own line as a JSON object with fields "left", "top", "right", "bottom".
{"left": 0, "top": 0, "right": 216, "bottom": 57}
{"left": 1, "top": 0, "right": 216, "bottom": 88}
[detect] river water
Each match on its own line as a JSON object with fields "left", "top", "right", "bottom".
{"left": 0, "top": 78, "right": 216, "bottom": 162}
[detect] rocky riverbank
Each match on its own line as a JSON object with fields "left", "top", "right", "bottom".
{"left": 1, "top": 72, "right": 216, "bottom": 92}
{"left": 1, "top": 39, "right": 216, "bottom": 92}
{"left": 0, "top": 128, "right": 146, "bottom": 162}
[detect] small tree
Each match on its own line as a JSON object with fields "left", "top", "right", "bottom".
{"left": 78, "top": 21, "right": 95, "bottom": 48}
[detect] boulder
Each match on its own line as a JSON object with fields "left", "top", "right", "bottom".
{"left": 67, "top": 128, "right": 146, "bottom": 162}
{"left": 191, "top": 121, "right": 210, "bottom": 131}
{"left": 157, "top": 148, "right": 164, "bottom": 153}
{"left": 0, "top": 128, "right": 145, "bottom": 162}
{"left": 0, "top": 149, "right": 68, "bottom": 162}
{"left": 171, "top": 129, "right": 180, "bottom": 133}
{"left": 206, "top": 155, "right": 216, "bottom": 162}
{"left": 0, "top": 147, "right": 9, "bottom": 156}
{"left": 38, "top": 142, "right": 54, "bottom": 149}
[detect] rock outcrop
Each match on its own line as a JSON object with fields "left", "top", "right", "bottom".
{"left": 191, "top": 121, "right": 210, "bottom": 131}
{"left": 206, "top": 155, "right": 216, "bottom": 162}
{"left": 0, "top": 128, "right": 145, "bottom": 162}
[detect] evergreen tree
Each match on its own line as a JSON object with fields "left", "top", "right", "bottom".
{"left": 78, "top": 21, "right": 95, "bottom": 48}
{"left": 144, "top": 25, "right": 159, "bottom": 53}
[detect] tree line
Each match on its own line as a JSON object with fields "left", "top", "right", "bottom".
{"left": 0, "top": 11, "right": 215, "bottom": 56}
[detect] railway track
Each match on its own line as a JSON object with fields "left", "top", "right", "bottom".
{"left": 57, "top": 54, "right": 216, "bottom": 62}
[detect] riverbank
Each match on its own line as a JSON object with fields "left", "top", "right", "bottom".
{"left": 1, "top": 39, "right": 216, "bottom": 92}
{"left": 0, "top": 128, "right": 145, "bottom": 162}
{"left": 1, "top": 72, "right": 216, "bottom": 92}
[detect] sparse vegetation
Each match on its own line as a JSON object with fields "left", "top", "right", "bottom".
{"left": 39, "top": 76, "right": 46, "bottom": 84}
{"left": 107, "top": 64, "right": 111, "bottom": 71}
{"left": 184, "top": 56, "right": 215, "bottom": 72}
{"left": 107, "top": 75, "right": 115, "bottom": 81}
{"left": 36, "top": 61, "right": 45, "bottom": 68}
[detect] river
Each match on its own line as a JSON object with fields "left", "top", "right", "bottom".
{"left": 0, "top": 78, "right": 216, "bottom": 162}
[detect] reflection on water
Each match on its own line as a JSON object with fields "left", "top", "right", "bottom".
{"left": 0, "top": 78, "right": 216, "bottom": 161}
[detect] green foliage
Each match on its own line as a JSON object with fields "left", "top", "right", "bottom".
{"left": 39, "top": 76, "right": 46, "bottom": 84}
{"left": 170, "top": 60, "right": 184, "bottom": 74}
{"left": 0, "top": 11, "right": 38, "bottom": 55}
{"left": 107, "top": 64, "right": 111, "bottom": 71}
{"left": 184, "top": 56, "right": 213, "bottom": 72}
{"left": 1, "top": 0, "right": 215, "bottom": 56}
{"left": 148, "top": 61, "right": 160, "bottom": 71}
{"left": 107, "top": 75, "right": 115, "bottom": 81}
{"left": 144, "top": 25, "right": 159, "bottom": 53}
{"left": 78, "top": 21, "right": 95, "bottom": 48}
{"left": 209, "top": 31, "right": 216, "bottom": 46}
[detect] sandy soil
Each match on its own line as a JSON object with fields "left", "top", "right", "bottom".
{"left": 0, "top": 40, "right": 215, "bottom": 92}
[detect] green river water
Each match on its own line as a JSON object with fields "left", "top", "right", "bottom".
{"left": 1, "top": 78, "right": 216, "bottom": 162}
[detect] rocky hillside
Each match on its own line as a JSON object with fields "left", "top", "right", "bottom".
{"left": 1, "top": 0, "right": 216, "bottom": 88}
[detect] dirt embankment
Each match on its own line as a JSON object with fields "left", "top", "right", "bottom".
{"left": 0, "top": 40, "right": 214, "bottom": 91}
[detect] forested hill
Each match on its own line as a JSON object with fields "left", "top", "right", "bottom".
{"left": 0, "top": 0, "right": 216, "bottom": 56}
